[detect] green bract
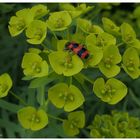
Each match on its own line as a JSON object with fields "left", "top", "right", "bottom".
{"left": 18, "top": 106, "right": 48, "bottom": 131}
{"left": 49, "top": 51, "right": 83, "bottom": 76}
{"left": 21, "top": 53, "right": 48, "bottom": 78}
{"left": 122, "top": 48, "right": 140, "bottom": 79}
{"left": 0, "top": 73, "right": 12, "bottom": 98}
{"left": 86, "top": 44, "right": 103, "bottom": 67}
{"left": 133, "top": 6, "right": 140, "bottom": 18}
{"left": 28, "top": 48, "right": 41, "bottom": 54}
{"left": 48, "top": 83, "right": 85, "bottom": 112}
{"left": 25, "top": 20, "right": 47, "bottom": 44}
{"left": 8, "top": 8, "right": 33, "bottom": 37}
{"left": 46, "top": 11, "right": 72, "bottom": 31}
{"left": 59, "top": 4, "right": 93, "bottom": 18}
{"left": 30, "top": 4, "right": 49, "bottom": 19}
{"left": 102, "top": 17, "right": 120, "bottom": 35}
{"left": 77, "top": 18, "right": 104, "bottom": 34}
{"left": 96, "top": 32, "right": 116, "bottom": 48}
{"left": 57, "top": 40, "right": 68, "bottom": 51}
{"left": 63, "top": 111, "right": 85, "bottom": 136}
{"left": 121, "top": 22, "right": 136, "bottom": 44}
{"left": 93, "top": 78, "right": 127, "bottom": 104}
{"left": 99, "top": 45, "right": 121, "bottom": 78}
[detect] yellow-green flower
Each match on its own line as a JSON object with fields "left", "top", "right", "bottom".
{"left": 122, "top": 47, "right": 140, "bottom": 79}
{"left": 8, "top": 8, "right": 33, "bottom": 37}
{"left": 49, "top": 51, "right": 83, "bottom": 76}
{"left": 18, "top": 106, "right": 48, "bottom": 131}
{"left": 63, "top": 111, "right": 85, "bottom": 136}
{"left": 93, "top": 78, "right": 127, "bottom": 105}
{"left": 46, "top": 11, "right": 72, "bottom": 31}
{"left": 21, "top": 53, "right": 48, "bottom": 78}
{"left": 99, "top": 45, "right": 121, "bottom": 78}
{"left": 30, "top": 4, "right": 49, "bottom": 19}
{"left": 26, "top": 20, "right": 47, "bottom": 44}
{"left": 0, "top": 73, "right": 12, "bottom": 98}
{"left": 77, "top": 18, "right": 104, "bottom": 34}
{"left": 59, "top": 4, "right": 94, "bottom": 18}
{"left": 48, "top": 83, "right": 85, "bottom": 112}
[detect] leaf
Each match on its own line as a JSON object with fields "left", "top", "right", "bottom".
{"left": 29, "top": 72, "right": 58, "bottom": 88}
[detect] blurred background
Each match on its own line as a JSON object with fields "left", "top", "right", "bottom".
{"left": 0, "top": 3, "right": 140, "bottom": 138}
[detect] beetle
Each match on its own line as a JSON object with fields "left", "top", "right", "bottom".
{"left": 65, "top": 42, "right": 89, "bottom": 59}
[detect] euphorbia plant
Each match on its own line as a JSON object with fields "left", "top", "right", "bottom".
{"left": 0, "top": 3, "right": 140, "bottom": 138}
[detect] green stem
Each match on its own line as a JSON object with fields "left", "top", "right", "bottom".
{"left": 41, "top": 43, "right": 47, "bottom": 49}
{"left": 45, "top": 99, "right": 49, "bottom": 111}
{"left": 79, "top": 73, "right": 94, "bottom": 84}
{"left": 51, "top": 31, "right": 58, "bottom": 40}
{"left": 117, "top": 42, "right": 124, "bottom": 47}
{"left": 129, "top": 88, "right": 140, "bottom": 107}
{"left": 66, "top": 29, "right": 70, "bottom": 40}
{"left": 47, "top": 114, "right": 64, "bottom": 122}
{"left": 9, "top": 91, "right": 27, "bottom": 106}
{"left": 37, "top": 86, "right": 45, "bottom": 107}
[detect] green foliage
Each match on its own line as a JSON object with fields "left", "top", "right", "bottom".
{"left": 0, "top": 3, "right": 140, "bottom": 138}
{"left": 89, "top": 111, "right": 140, "bottom": 138}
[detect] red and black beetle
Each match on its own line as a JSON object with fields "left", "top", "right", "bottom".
{"left": 65, "top": 42, "right": 89, "bottom": 59}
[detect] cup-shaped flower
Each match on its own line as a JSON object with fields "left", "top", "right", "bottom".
{"left": 0, "top": 73, "right": 12, "bottom": 98}
{"left": 77, "top": 18, "right": 104, "bottom": 34}
{"left": 46, "top": 11, "right": 72, "bottom": 31}
{"left": 93, "top": 78, "right": 127, "bottom": 104}
{"left": 18, "top": 106, "right": 48, "bottom": 131}
{"left": 48, "top": 83, "right": 85, "bottom": 112}
{"left": 96, "top": 32, "right": 116, "bottom": 48}
{"left": 102, "top": 17, "right": 120, "bottom": 35}
{"left": 8, "top": 8, "right": 33, "bottom": 37}
{"left": 30, "top": 4, "right": 49, "bottom": 19}
{"left": 86, "top": 44, "right": 103, "bottom": 67}
{"left": 59, "top": 4, "right": 93, "bottom": 18}
{"left": 122, "top": 48, "right": 140, "bottom": 79}
{"left": 121, "top": 23, "right": 136, "bottom": 44}
{"left": 21, "top": 53, "right": 48, "bottom": 78}
{"left": 25, "top": 20, "right": 47, "bottom": 44}
{"left": 63, "top": 111, "right": 85, "bottom": 136}
{"left": 99, "top": 45, "right": 121, "bottom": 78}
{"left": 49, "top": 51, "right": 84, "bottom": 76}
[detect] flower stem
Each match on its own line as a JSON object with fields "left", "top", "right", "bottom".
{"left": 117, "top": 42, "right": 124, "bottom": 47}
{"left": 41, "top": 43, "right": 47, "bottom": 49}
{"left": 79, "top": 72, "right": 94, "bottom": 84}
{"left": 47, "top": 113, "right": 64, "bottom": 122}
{"left": 9, "top": 91, "right": 27, "bottom": 106}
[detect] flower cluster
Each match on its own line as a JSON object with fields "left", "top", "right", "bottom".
{"left": 89, "top": 111, "right": 140, "bottom": 138}
{"left": 6, "top": 3, "right": 140, "bottom": 138}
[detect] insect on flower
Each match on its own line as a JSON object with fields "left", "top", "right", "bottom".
{"left": 65, "top": 42, "right": 90, "bottom": 59}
